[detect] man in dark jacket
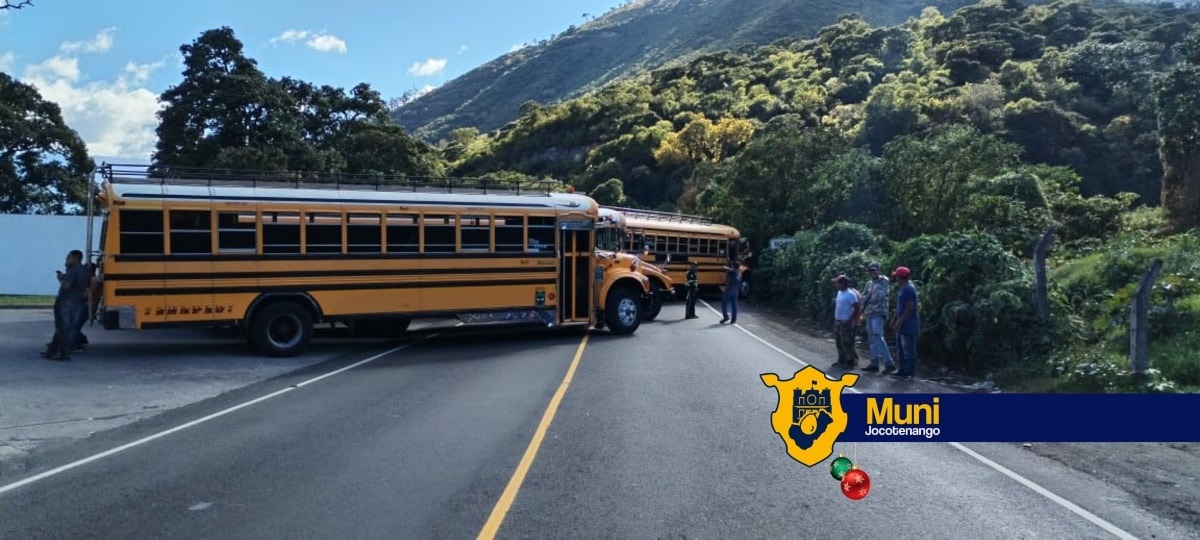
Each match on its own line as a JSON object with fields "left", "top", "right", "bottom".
{"left": 43, "top": 250, "right": 89, "bottom": 361}
{"left": 684, "top": 261, "right": 699, "bottom": 319}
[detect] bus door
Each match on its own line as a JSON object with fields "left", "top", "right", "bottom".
{"left": 558, "top": 219, "right": 594, "bottom": 323}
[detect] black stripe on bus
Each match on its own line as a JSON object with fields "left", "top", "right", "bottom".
{"left": 103, "top": 266, "right": 557, "bottom": 281}
{"left": 111, "top": 252, "right": 558, "bottom": 262}
{"left": 114, "top": 278, "right": 558, "bottom": 297}
{"left": 135, "top": 305, "right": 554, "bottom": 329}
{"left": 118, "top": 192, "right": 567, "bottom": 208}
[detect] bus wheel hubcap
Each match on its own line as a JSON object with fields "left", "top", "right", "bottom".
{"left": 618, "top": 298, "right": 637, "bottom": 326}
{"left": 268, "top": 314, "right": 302, "bottom": 348}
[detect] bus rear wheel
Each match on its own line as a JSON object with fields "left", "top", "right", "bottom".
{"left": 605, "top": 286, "right": 642, "bottom": 335}
{"left": 250, "top": 302, "right": 314, "bottom": 357}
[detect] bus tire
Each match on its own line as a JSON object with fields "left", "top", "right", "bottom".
{"left": 250, "top": 302, "right": 314, "bottom": 357}
{"left": 648, "top": 284, "right": 667, "bottom": 319}
{"left": 605, "top": 286, "right": 642, "bottom": 335}
{"left": 739, "top": 274, "right": 751, "bottom": 300}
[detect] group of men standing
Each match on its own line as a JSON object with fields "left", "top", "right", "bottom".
{"left": 681, "top": 260, "right": 742, "bottom": 324}
{"left": 41, "top": 250, "right": 97, "bottom": 362}
{"left": 831, "top": 262, "right": 920, "bottom": 380}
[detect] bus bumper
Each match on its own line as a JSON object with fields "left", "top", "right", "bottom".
{"left": 103, "top": 306, "right": 137, "bottom": 330}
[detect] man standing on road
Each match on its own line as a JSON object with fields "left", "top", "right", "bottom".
{"left": 684, "top": 261, "right": 699, "bottom": 319}
{"left": 70, "top": 259, "right": 99, "bottom": 352}
{"left": 860, "top": 262, "right": 896, "bottom": 374}
{"left": 42, "top": 250, "right": 89, "bottom": 361}
{"left": 891, "top": 266, "right": 920, "bottom": 380}
{"left": 831, "top": 274, "right": 860, "bottom": 370}
{"left": 720, "top": 261, "right": 740, "bottom": 324}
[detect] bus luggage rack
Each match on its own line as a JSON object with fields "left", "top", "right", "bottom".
{"left": 99, "top": 163, "right": 565, "bottom": 196}
{"left": 602, "top": 205, "right": 714, "bottom": 225}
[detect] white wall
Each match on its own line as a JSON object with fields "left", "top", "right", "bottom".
{"left": 0, "top": 215, "right": 103, "bottom": 295}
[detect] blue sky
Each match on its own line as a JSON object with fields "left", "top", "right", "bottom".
{"left": 0, "top": 0, "right": 624, "bottom": 163}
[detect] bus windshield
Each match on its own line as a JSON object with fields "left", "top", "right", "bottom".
{"left": 597, "top": 226, "right": 623, "bottom": 252}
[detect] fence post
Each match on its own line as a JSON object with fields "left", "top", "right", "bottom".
{"left": 1033, "top": 228, "right": 1056, "bottom": 319}
{"left": 1130, "top": 258, "right": 1164, "bottom": 374}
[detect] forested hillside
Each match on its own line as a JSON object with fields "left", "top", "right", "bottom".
{"left": 392, "top": 0, "right": 992, "bottom": 141}
{"left": 450, "top": 0, "right": 1200, "bottom": 390}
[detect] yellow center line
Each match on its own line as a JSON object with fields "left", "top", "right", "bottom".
{"left": 477, "top": 332, "right": 589, "bottom": 540}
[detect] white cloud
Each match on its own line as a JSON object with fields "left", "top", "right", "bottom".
{"left": 458, "top": 45, "right": 468, "bottom": 54}
{"left": 306, "top": 34, "right": 347, "bottom": 53}
{"left": 0, "top": 52, "right": 15, "bottom": 72}
{"left": 122, "top": 60, "right": 165, "bottom": 84}
{"left": 408, "top": 58, "right": 446, "bottom": 76}
{"left": 25, "top": 56, "right": 81, "bottom": 82}
{"left": 269, "top": 29, "right": 311, "bottom": 45}
{"left": 61, "top": 27, "right": 117, "bottom": 54}
{"left": 21, "top": 55, "right": 162, "bottom": 160}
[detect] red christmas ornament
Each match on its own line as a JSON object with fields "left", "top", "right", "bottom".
{"left": 840, "top": 467, "right": 870, "bottom": 500}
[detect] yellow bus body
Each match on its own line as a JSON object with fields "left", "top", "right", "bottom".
{"left": 600, "top": 207, "right": 750, "bottom": 299}
{"left": 92, "top": 167, "right": 650, "bottom": 356}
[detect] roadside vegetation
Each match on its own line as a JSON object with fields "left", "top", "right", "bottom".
{"left": 4, "top": 0, "right": 1197, "bottom": 390}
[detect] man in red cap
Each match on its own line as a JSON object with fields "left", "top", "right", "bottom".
{"left": 891, "top": 266, "right": 920, "bottom": 380}
{"left": 830, "top": 274, "right": 860, "bottom": 370}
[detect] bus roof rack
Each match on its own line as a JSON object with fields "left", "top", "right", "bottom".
{"left": 99, "top": 163, "right": 566, "bottom": 196}
{"left": 603, "top": 206, "right": 714, "bottom": 225}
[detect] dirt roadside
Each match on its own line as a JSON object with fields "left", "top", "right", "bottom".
{"left": 739, "top": 300, "right": 1200, "bottom": 531}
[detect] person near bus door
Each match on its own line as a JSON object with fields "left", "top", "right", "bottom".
{"left": 43, "top": 250, "right": 89, "bottom": 361}
{"left": 684, "top": 261, "right": 699, "bottom": 319}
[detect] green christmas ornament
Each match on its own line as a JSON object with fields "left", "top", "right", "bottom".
{"left": 831, "top": 455, "right": 854, "bottom": 480}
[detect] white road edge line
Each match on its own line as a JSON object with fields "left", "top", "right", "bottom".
{"left": 697, "top": 299, "right": 1139, "bottom": 540}
{"left": 0, "top": 336, "right": 436, "bottom": 496}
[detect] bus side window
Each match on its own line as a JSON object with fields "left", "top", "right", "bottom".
{"left": 263, "top": 212, "right": 301, "bottom": 254}
{"left": 689, "top": 238, "right": 699, "bottom": 254}
{"left": 495, "top": 216, "right": 524, "bottom": 253}
{"left": 528, "top": 216, "right": 555, "bottom": 253}
{"left": 169, "top": 210, "right": 212, "bottom": 254}
{"left": 217, "top": 212, "right": 256, "bottom": 253}
{"left": 306, "top": 213, "right": 343, "bottom": 254}
{"left": 460, "top": 215, "right": 491, "bottom": 252}
{"left": 423, "top": 215, "right": 455, "bottom": 253}
{"left": 347, "top": 213, "right": 382, "bottom": 253}
{"left": 119, "top": 209, "right": 164, "bottom": 254}
{"left": 386, "top": 214, "right": 418, "bottom": 253}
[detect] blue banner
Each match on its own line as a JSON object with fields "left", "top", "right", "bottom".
{"left": 834, "top": 393, "right": 1200, "bottom": 442}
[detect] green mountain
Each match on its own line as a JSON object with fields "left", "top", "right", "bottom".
{"left": 392, "top": 0, "right": 994, "bottom": 141}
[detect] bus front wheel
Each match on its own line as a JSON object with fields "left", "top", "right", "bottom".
{"left": 605, "top": 286, "right": 642, "bottom": 335}
{"left": 643, "top": 284, "right": 664, "bottom": 321}
{"left": 250, "top": 302, "right": 314, "bottom": 357}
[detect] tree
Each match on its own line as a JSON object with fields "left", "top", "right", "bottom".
{"left": 1152, "top": 28, "right": 1200, "bottom": 233}
{"left": 153, "top": 27, "right": 444, "bottom": 176}
{"left": 0, "top": 73, "right": 94, "bottom": 214}
{"left": 589, "top": 178, "right": 628, "bottom": 206}
{"left": 1, "top": 1, "right": 33, "bottom": 9}
{"left": 153, "top": 27, "right": 298, "bottom": 170}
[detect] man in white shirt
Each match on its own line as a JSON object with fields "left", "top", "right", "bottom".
{"left": 830, "top": 274, "right": 860, "bottom": 370}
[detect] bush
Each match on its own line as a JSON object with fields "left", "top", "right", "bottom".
{"left": 1049, "top": 346, "right": 1181, "bottom": 393}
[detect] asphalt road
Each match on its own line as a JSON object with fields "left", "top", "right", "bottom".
{"left": 0, "top": 301, "right": 1195, "bottom": 539}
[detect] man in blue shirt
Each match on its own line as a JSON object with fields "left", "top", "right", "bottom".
{"left": 720, "top": 261, "right": 740, "bottom": 324}
{"left": 891, "top": 266, "right": 920, "bottom": 380}
{"left": 831, "top": 275, "right": 861, "bottom": 369}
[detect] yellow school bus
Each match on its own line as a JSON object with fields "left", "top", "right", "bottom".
{"left": 605, "top": 206, "right": 751, "bottom": 300}
{"left": 90, "top": 164, "right": 651, "bottom": 356}
{"left": 596, "top": 208, "right": 674, "bottom": 320}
